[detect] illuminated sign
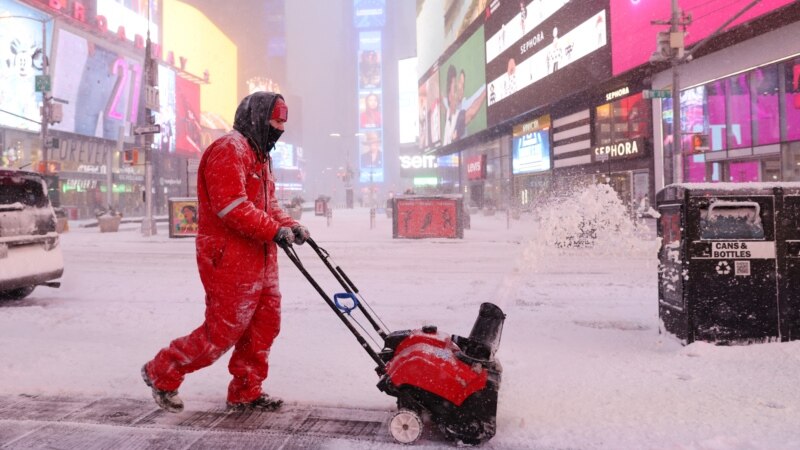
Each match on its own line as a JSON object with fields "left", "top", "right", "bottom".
{"left": 611, "top": 0, "right": 795, "bottom": 75}
{"left": 485, "top": 1, "right": 610, "bottom": 126}
{"left": 466, "top": 155, "right": 486, "bottom": 180}
{"left": 0, "top": 1, "right": 53, "bottom": 132}
{"left": 593, "top": 137, "right": 646, "bottom": 162}
{"left": 50, "top": 28, "right": 144, "bottom": 141}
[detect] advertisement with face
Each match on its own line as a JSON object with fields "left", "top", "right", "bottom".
{"left": 611, "top": 0, "right": 795, "bottom": 76}
{"left": 416, "top": 0, "right": 489, "bottom": 74}
{"left": 169, "top": 198, "right": 199, "bottom": 238}
{"left": 358, "top": 31, "right": 382, "bottom": 90}
{"left": 0, "top": 1, "right": 53, "bottom": 132}
{"left": 418, "top": 69, "right": 441, "bottom": 151}
{"left": 50, "top": 28, "right": 144, "bottom": 141}
{"left": 156, "top": 64, "right": 176, "bottom": 153}
{"left": 175, "top": 76, "right": 202, "bottom": 155}
{"left": 485, "top": 0, "right": 610, "bottom": 126}
{"left": 438, "top": 25, "right": 487, "bottom": 147}
{"left": 359, "top": 130, "right": 384, "bottom": 183}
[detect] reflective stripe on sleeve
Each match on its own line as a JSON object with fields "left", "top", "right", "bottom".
{"left": 218, "top": 196, "right": 247, "bottom": 218}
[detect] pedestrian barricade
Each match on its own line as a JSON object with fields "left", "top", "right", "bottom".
{"left": 656, "top": 183, "right": 800, "bottom": 344}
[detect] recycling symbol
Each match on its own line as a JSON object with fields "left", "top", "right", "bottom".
{"left": 716, "top": 261, "right": 731, "bottom": 275}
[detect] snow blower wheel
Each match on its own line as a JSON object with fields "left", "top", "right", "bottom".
{"left": 389, "top": 409, "right": 423, "bottom": 444}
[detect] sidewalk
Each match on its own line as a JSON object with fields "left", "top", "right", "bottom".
{"left": 0, "top": 394, "right": 445, "bottom": 449}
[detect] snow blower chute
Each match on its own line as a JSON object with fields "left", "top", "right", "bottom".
{"left": 281, "top": 239, "right": 505, "bottom": 445}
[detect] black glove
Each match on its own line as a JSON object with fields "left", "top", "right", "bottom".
{"left": 273, "top": 227, "right": 295, "bottom": 246}
{"left": 292, "top": 225, "right": 310, "bottom": 245}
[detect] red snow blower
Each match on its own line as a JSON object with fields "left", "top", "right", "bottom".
{"left": 281, "top": 239, "right": 505, "bottom": 445}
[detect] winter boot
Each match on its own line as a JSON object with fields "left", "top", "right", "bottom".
{"left": 141, "top": 364, "right": 184, "bottom": 413}
{"left": 226, "top": 394, "right": 284, "bottom": 412}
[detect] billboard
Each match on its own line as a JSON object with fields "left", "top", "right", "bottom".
{"left": 512, "top": 115, "right": 551, "bottom": 175}
{"left": 416, "top": 0, "right": 489, "bottom": 74}
{"left": 0, "top": 1, "right": 53, "bottom": 132}
{"left": 96, "top": 0, "right": 161, "bottom": 44}
{"left": 437, "top": 25, "right": 487, "bottom": 147}
{"left": 156, "top": 64, "right": 176, "bottom": 153}
{"left": 398, "top": 57, "right": 419, "bottom": 145}
{"left": 272, "top": 141, "right": 296, "bottom": 170}
{"left": 175, "top": 76, "right": 202, "bottom": 155}
{"left": 358, "top": 30, "right": 383, "bottom": 184}
{"left": 611, "top": 0, "right": 796, "bottom": 76}
{"left": 418, "top": 68, "right": 442, "bottom": 151}
{"left": 50, "top": 28, "right": 144, "bottom": 141}
{"left": 354, "top": 0, "right": 386, "bottom": 28}
{"left": 484, "top": 0, "right": 610, "bottom": 126}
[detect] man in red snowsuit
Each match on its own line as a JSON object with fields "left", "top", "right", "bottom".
{"left": 142, "top": 92, "right": 309, "bottom": 413}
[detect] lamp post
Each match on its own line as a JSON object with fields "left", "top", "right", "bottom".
{"left": 329, "top": 132, "right": 362, "bottom": 209}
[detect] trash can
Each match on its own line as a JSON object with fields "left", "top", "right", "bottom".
{"left": 315, "top": 197, "right": 329, "bottom": 216}
{"left": 656, "top": 182, "right": 800, "bottom": 344}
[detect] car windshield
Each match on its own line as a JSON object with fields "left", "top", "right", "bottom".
{"left": 0, "top": 176, "right": 48, "bottom": 208}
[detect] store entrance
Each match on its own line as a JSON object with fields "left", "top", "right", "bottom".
{"left": 607, "top": 172, "right": 632, "bottom": 208}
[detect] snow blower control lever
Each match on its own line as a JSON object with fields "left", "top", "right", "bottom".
{"left": 280, "top": 239, "right": 506, "bottom": 446}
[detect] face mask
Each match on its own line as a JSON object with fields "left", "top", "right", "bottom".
{"left": 265, "top": 127, "right": 284, "bottom": 152}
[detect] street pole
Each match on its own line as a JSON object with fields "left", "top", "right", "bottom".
{"left": 141, "top": 28, "right": 156, "bottom": 236}
{"left": 670, "top": 0, "right": 682, "bottom": 185}
{"left": 40, "top": 18, "right": 50, "bottom": 173}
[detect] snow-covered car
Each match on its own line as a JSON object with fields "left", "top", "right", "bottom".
{"left": 0, "top": 169, "right": 64, "bottom": 300}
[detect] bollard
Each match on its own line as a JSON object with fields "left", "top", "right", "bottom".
{"left": 326, "top": 208, "right": 332, "bottom": 227}
{"left": 369, "top": 207, "right": 376, "bottom": 229}
{"left": 506, "top": 208, "right": 511, "bottom": 229}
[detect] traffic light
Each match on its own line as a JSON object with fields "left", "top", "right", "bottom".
{"left": 123, "top": 148, "right": 139, "bottom": 165}
{"left": 691, "top": 134, "right": 709, "bottom": 153}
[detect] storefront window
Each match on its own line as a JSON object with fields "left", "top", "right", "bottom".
{"left": 782, "top": 142, "right": 800, "bottom": 181}
{"left": 753, "top": 65, "right": 780, "bottom": 146}
{"left": 783, "top": 58, "right": 800, "bottom": 142}
{"left": 704, "top": 82, "right": 725, "bottom": 151}
{"left": 726, "top": 74, "right": 752, "bottom": 149}
{"left": 594, "top": 92, "right": 650, "bottom": 146}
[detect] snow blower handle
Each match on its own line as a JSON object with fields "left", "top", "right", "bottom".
{"left": 278, "top": 241, "right": 388, "bottom": 373}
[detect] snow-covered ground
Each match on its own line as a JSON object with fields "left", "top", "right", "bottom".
{"left": 2, "top": 199, "right": 800, "bottom": 449}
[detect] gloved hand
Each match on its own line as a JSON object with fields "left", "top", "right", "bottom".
{"left": 273, "top": 227, "right": 295, "bottom": 246}
{"left": 292, "top": 225, "right": 310, "bottom": 245}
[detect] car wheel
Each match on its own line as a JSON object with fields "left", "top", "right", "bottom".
{"left": 0, "top": 286, "right": 36, "bottom": 301}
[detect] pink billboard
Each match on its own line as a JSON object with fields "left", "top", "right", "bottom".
{"left": 611, "top": 0, "right": 795, "bottom": 75}
{"left": 175, "top": 76, "right": 202, "bottom": 155}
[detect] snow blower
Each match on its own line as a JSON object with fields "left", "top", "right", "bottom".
{"left": 281, "top": 238, "right": 505, "bottom": 445}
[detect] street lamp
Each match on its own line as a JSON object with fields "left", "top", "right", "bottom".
{"left": 329, "top": 132, "right": 362, "bottom": 209}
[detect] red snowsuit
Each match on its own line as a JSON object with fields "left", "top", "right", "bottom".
{"left": 146, "top": 129, "right": 297, "bottom": 403}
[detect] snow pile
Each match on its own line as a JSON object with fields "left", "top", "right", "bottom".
{"left": 527, "top": 183, "right": 658, "bottom": 258}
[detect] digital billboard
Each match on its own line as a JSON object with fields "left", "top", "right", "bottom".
{"left": 50, "top": 28, "right": 144, "bottom": 141}
{"left": 272, "top": 141, "right": 297, "bottom": 170}
{"left": 611, "top": 0, "right": 796, "bottom": 76}
{"left": 418, "top": 69, "right": 441, "bottom": 151}
{"left": 156, "top": 65, "right": 176, "bottom": 153}
{"left": 437, "top": 25, "right": 487, "bottom": 147}
{"left": 416, "top": 0, "right": 489, "bottom": 75}
{"left": 175, "top": 76, "right": 202, "bottom": 155}
{"left": 398, "top": 57, "right": 419, "bottom": 145}
{"left": 354, "top": 0, "right": 386, "bottom": 28}
{"left": 0, "top": 1, "right": 53, "bottom": 132}
{"left": 358, "top": 30, "right": 384, "bottom": 184}
{"left": 96, "top": 0, "right": 161, "bottom": 44}
{"left": 512, "top": 115, "right": 551, "bottom": 174}
{"left": 484, "top": 0, "right": 610, "bottom": 126}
